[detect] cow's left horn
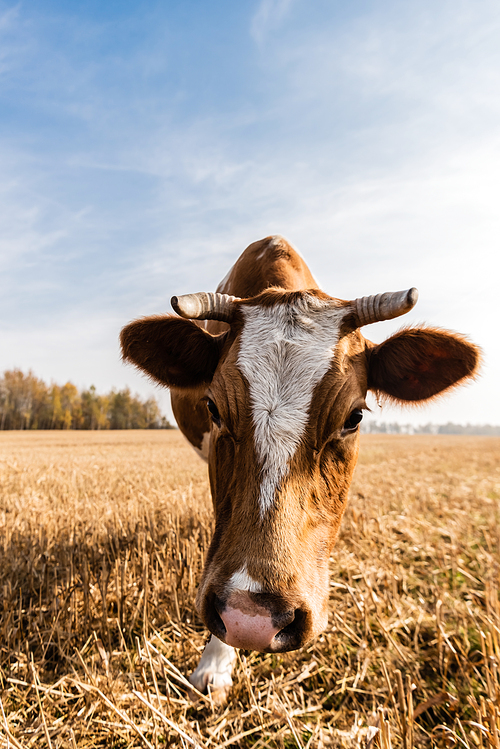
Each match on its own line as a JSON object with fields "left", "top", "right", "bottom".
{"left": 351, "top": 288, "right": 418, "bottom": 328}
{"left": 171, "top": 292, "right": 240, "bottom": 322}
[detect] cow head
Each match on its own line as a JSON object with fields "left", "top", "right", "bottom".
{"left": 120, "top": 286, "right": 479, "bottom": 653}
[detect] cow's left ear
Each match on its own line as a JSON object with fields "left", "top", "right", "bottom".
{"left": 367, "top": 327, "right": 481, "bottom": 403}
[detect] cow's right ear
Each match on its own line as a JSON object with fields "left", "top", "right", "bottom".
{"left": 120, "top": 316, "right": 225, "bottom": 388}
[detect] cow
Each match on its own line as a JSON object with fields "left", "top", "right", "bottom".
{"left": 120, "top": 235, "right": 480, "bottom": 701}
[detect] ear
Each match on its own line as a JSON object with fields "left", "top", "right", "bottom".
{"left": 120, "top": 316, "right": 225, "bottom": 388}
{"left": 367, "top": 327, "right": 481, "bottom": 403}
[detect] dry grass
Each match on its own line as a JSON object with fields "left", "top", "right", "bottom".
{"left": 0, "top": 430, "right": 499, "bottom": 748}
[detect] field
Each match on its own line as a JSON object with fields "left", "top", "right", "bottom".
{"left": 0, "top": 430, "right": 499, "bottom": 748}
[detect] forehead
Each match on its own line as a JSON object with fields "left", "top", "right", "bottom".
{"left": 233, "top": 294, "right": 346, "bottom": 512}
{"left": 237, "top": 294, "right": 345, "bottom": 385}
{"left": 235, "top": 294, "right": 346, "bottom": 427}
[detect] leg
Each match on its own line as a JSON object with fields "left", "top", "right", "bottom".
{"left": 189, "top": 636, "right": 237, "bottom": 701}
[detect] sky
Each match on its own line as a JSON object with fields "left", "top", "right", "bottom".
{"left": 1, "top": 0, "right": 499, "bottom": 427}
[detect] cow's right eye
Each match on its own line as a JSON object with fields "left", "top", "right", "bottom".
{"left": 206, "top": 398, "right": 221, "bottom": 428}
{"left": 343, "top": 408, "right": 363, "bottom": 433}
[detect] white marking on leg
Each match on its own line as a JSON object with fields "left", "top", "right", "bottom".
{"left": 228, "top": 565, "right": 262, "bottom": 593}
{"left": 189, "top": 635, "right": 237, "bottom": 697}
{"left": 238, "top": 296, "right": 343, "bottom": 514}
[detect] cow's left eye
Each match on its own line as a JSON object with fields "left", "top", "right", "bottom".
{"left": 206, "top": 398, "right": 221, "bottom": 428}
{"left": 343, "top": 408, "right": 363, "bottom": 433}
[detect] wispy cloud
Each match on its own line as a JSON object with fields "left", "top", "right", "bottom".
{"left": 250, "top": 0, "right": 296, "bottom": 45}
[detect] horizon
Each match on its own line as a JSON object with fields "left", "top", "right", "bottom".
{"left": 2, "top": 367, "right": 500, "bottom": 432}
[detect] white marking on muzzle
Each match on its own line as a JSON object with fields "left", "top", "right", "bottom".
{"left": 228, "top": 565, "right": 262, "bottom": 593}
{"left": 237, "top": 296, "right": 343, "bottom": 515}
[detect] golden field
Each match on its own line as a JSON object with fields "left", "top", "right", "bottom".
{"left": 0, "top": 430, "right": 499, "bottom": 748}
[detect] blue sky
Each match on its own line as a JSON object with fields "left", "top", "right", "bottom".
{"left": 1, "top": 0, "right": 499, "bottom": 426}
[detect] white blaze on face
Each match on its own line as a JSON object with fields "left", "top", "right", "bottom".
{"left": 237, "top": 296, "right": 343, "bottom": 515}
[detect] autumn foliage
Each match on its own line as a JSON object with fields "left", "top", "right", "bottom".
{"left": 0, "top": 369, "right": 171, "bottom": 430}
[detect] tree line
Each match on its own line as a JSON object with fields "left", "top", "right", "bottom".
{"left": 0, "top": 369, "right": 173, "bottom": 430}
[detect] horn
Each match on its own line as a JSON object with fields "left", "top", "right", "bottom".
{"left": 351, "top": 287, "right": 418, "bottom": 328}
{"left": 171, "top": 292, "right": 240, "bottom": 322}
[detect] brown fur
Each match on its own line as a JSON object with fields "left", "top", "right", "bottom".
{"left": 194, "top": 322, "right": 369, "bottom": 649}
{"left": 216, "top": 235, "right": 318, "bottom": 297}
{"left": 120, "top": 234, "right": 480, "bottom": 653}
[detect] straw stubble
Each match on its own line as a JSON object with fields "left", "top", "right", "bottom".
{"left": 0, "top": 430, "right": 499, "bottom": 747}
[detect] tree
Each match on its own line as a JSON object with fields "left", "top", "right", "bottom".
{"left": 0, "top": 369, "right": 173, "bottom": 430}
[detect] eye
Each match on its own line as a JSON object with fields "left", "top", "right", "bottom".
{"left": 343, "top": 408, "right": 363, "bottom": 433}
{"left": 206, "top": 398, "right": 221, "bottom": 428}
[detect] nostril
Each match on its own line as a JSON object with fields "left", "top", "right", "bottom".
{"left": 213, "top": 607, "right": 226, "bottom": 634}
{"left": 205, "top": 595, "right": 227, "bottom": 640}
{"left": 273, "top": 608, "right": 308, "bottom": 651}
{"left": 278, "top": 619, "right": 297, "bottom": 638}
{"left": 274, "top": 607, "right": 296, "bottom": 631}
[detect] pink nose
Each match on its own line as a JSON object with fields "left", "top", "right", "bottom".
{"left": 220, "top": 605, "right": 281, "bottom": 650}
{"left": 204, "top": 589, "right": 308, "bottom": 652}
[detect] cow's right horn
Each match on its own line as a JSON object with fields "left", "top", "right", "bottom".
{"left": 171, "top": 292, "right": 240, "bottom": 322}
